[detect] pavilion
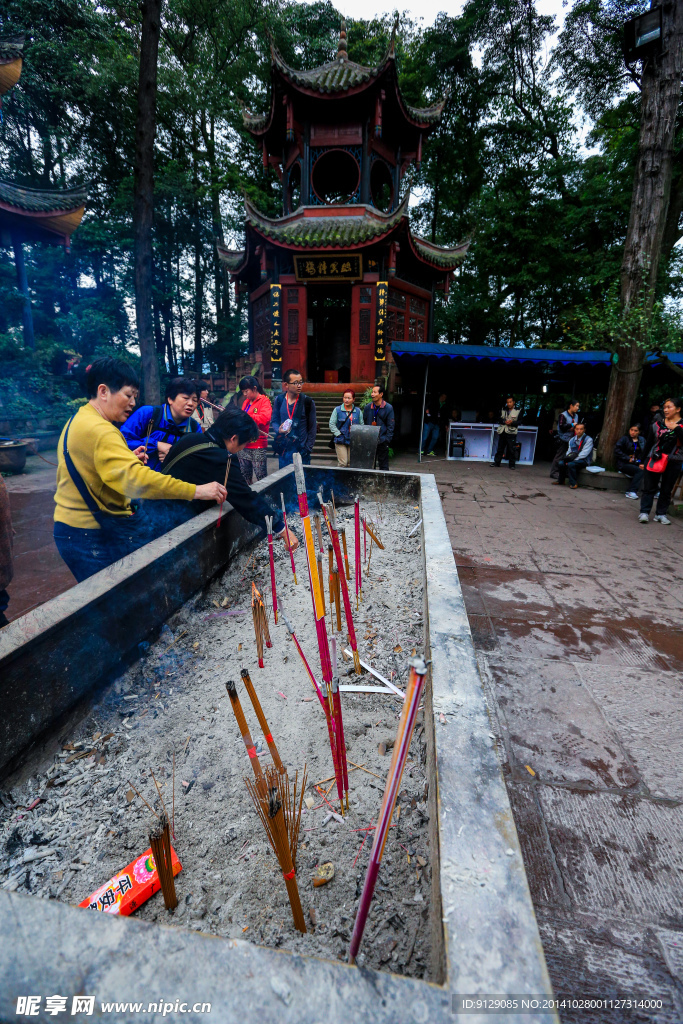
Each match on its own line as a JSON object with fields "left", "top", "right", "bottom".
{"left": 218, "top": 20, "right": 468, "bottom": 390}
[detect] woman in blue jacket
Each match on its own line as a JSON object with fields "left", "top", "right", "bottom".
{"left": 120, "top": 378, "right": 201, "bottom": 471}
{"left": 329, "top": 389, "right": 363, "bottom": 466}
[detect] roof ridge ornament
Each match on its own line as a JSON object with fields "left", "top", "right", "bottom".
{"left": 337, "top": 18, "right": 347, "bottom": 61}
{"left": 389, "top": 16, "right": 399, "bottom": 58}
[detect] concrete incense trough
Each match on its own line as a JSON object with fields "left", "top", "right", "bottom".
{"left": 0, "top": 466, "right": 555, "bottom": 1023}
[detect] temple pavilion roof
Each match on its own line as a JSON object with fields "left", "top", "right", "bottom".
{"left": 243, "top": 20, "right": 447, "bottom": 137}
{"left": 217, "top": 191, "right": 469, "bottom": 277}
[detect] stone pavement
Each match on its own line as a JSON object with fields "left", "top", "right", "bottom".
{"left": 393, "top": 453, "right": 683, "bottom": 1022}
{"left": 3, "top": 450, "right": 74, "bottom": 622}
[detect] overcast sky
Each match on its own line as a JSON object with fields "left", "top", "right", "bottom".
{"left": 334, "top": 0, "right": 566, "bottom": 32}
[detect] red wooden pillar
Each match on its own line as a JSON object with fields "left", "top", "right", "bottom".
{"left": 281, "top": 284, "right": 308, "bottom": 379}
{"left": 351, "top": 283, "right": 375, "bottom": 383}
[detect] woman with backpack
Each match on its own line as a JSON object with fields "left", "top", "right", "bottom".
{"left": 237, "top": 376, "right": 272, "bottom": 484}
{"left": 638, "top": 396, "right": 683, "bottom": 525}
{"left": 329, "top": 389, "right": 363, "bottom": 466}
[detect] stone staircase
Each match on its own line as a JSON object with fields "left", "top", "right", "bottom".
{"left": 310, "top": 393, "right": 340, "bottom": 464}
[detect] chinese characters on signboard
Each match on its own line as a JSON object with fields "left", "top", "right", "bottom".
{"left": 375, "top": 281, "right": 388, "bottom": 361}
{"left": 294, "top": 255, "right": 362, "bottom": 282}
{"left": 270, "top": 284, "right": 282, "bottom": 363}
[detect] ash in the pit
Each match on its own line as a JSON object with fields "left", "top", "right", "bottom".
{"left": 0, "top": 500, "right": 432, "bottom": 979}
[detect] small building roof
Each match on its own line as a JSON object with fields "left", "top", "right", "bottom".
{"left": 0, "top": 34, "right": 24, "bottom": 97}
{"left": 390, "top": 341, "right": 683, "bottom": 366}
{"left": 0, "top": 179, "right": 88, "bottom": 244}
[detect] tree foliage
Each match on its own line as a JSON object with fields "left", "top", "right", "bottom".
{"left": 0, "top": 0, "right": 681, "bottom": 378}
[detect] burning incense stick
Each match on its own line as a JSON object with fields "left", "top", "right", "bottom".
{"left": 149, "top": 814, "right": 178, "bottom": 910}
{"left": 245, "top": 775, "right": 307, "bottom": 932}
{"left": 265, "top": 516, "right": 278, "bottom": 625}
{"left": 340, "top": 525, "right": 351, "bottom": 581}
{"left": 144, "top": 417, "right": 153, "bottom": 455}
{"left": 225, "top": 679, "right": 266, "bottom": 786}
{"left": 281, "top": 492, "right": 297, "bottom": 584}
{"left": 217, "top": 455, "right": 232, "bottom": 528}
{"left": 313, "top": 513, "right": 324, "bottom": 555}
{"left": 317, "top": 551, "right": 326, "bottom": 617}
{"left": 127, "top": 780, "right": 159, "bottom": 819}
{"left": 348, "top": 657, "right": 429, "bottom": 963}
{"left": 150, "top": 769, "right": 170, "bottom": 823}
{"left": 364, "top": 520, "right": 385, "bottom": 550}
{"left": 251, "top": 582, "right": 271, "bottom": 667}
{"left": 330, "top": 641, "right": 349, "bottom": 810}
{"left": 280, "top": 603, "right": 343, "bottom": 814}
{"left": 325, "top": 501, "right": 362, "bottom": 675}
{"left": 172, "top": 751, "right": 176, "bottom": 839}
{"left": 332, "top": 567, "right": 342, "bottom": 632}
{"left": 240, "top": 668, "right": 284, "bottom": 773}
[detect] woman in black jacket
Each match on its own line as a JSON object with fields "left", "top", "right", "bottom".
{"left": 638, "top": 397, "right": 683, "bottom": 525}
{"left": 614, "top": 425, "right": 645, "bottom": 499}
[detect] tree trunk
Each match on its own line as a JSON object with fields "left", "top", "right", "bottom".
{"left": 192, "top": 122, "right": 203, "bottom": 373}
{"left": 133, "top": 0, "right": 163, "bottom": 404}
{"left": 13, "top": 236, "right": 35, "bottom": 349}
{"left": 599, "top": 0, "right": 683, "bottom": 462}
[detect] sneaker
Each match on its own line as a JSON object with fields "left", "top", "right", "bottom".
{"left": 569, "top": 484, "right": 578, "bottom": 489}
{"left": 427, "top": 451, "right": 436, "bottom": 457}
{"left": 638, "top": 513, "right": 649, "bottom": 524}
{"left": 489, "top": 462, "right": 500, "bottom": 467}
{"left": 624, "top": 491, "right": 639, "bottom": 499}
{"left": 509, "top": 464, "right": 516, "bottom": 470}
{"left": 654, "top": 514, "right": 671, "bottom": 525}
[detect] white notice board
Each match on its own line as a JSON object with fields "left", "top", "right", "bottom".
{"left": 447, "top": 423, "right": 538, "bottom": 465}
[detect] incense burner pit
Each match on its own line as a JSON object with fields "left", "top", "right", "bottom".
{"left": 0, "top": 466, "right": 554, "bottom": 1023}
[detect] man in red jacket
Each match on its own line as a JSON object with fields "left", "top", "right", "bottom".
{"left": 237, "top": 375, "right": 272, "bottom": 484}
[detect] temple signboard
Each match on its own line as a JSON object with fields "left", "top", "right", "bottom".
{"left": 294, "top": 255, "right": 362, "bottom": 282}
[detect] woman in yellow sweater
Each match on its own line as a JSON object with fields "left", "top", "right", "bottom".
{"left": 54, "top": 358, "right": 226, "bottom": 582}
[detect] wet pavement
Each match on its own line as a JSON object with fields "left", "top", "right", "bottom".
{"left": 3, "top": 450, "right": 74, "bottom": 622}
{"left": 393, "top": 455, "right": 683, "bottom": 1022}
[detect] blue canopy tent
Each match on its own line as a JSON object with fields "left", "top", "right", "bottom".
{"left": 390, "top": 342, "right": 683, "bottom": 462}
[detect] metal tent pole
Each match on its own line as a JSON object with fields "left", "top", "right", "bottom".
{"left": 418, "top": 357, "right": 429, "bottom": 463}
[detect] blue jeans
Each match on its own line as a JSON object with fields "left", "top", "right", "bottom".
{"left": 557, "top": 458, "right": 586, "bottom": 486}
{"left": 54, "top": 507, "right": 150, "bottom": 583}
{"left": 421, "top": 423, "right": 439, "bottom": 452}
{"left": 278, "top": 451, "right": 311, "bottom": 471}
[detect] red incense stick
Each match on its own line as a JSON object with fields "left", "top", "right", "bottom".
{"left": 322, "top": 501, "right": 361, "bottom": 674}
{"left": 354, "top": 495, "right": 361, "bottom": 606}
{"left": 348, "top": 657, "right": 428, "bottom": 963}
{"left": 281, "top": 605, "right": 344, "bottom": 810}
{"left": 281, "top": 491, "right": 297, "bottom": 584}
{"left": 265, "top": 515, "right": 278, "bottom": 625}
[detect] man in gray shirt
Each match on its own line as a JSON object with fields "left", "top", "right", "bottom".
{"left": 490, "top": 396, "right": 520, "bottom": 470}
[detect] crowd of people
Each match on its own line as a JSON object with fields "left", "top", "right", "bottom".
{"left": 544, "top": 396, "right": 683, "bottom": 525}
{"left": 0, "top": 361, "right": 680, "bottom": 625}
{"left": 46, "top": 359, "right": 398, "bottom": 587}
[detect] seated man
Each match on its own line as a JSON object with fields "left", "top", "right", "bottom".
{"left": 121, "top": 377, "right": 201, "bottom": 471}
{"left": 554, "top": 423, "right": 593, "bottom": 489}
{"left": 145, "top": 407, "right": 298, "bottom": 551}
{"left": 614, "top": 424, "right": 645, "bottom": 499}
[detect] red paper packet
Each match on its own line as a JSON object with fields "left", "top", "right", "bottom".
{"left": 79, "top": 845, "right": 182, "bottom": 916}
